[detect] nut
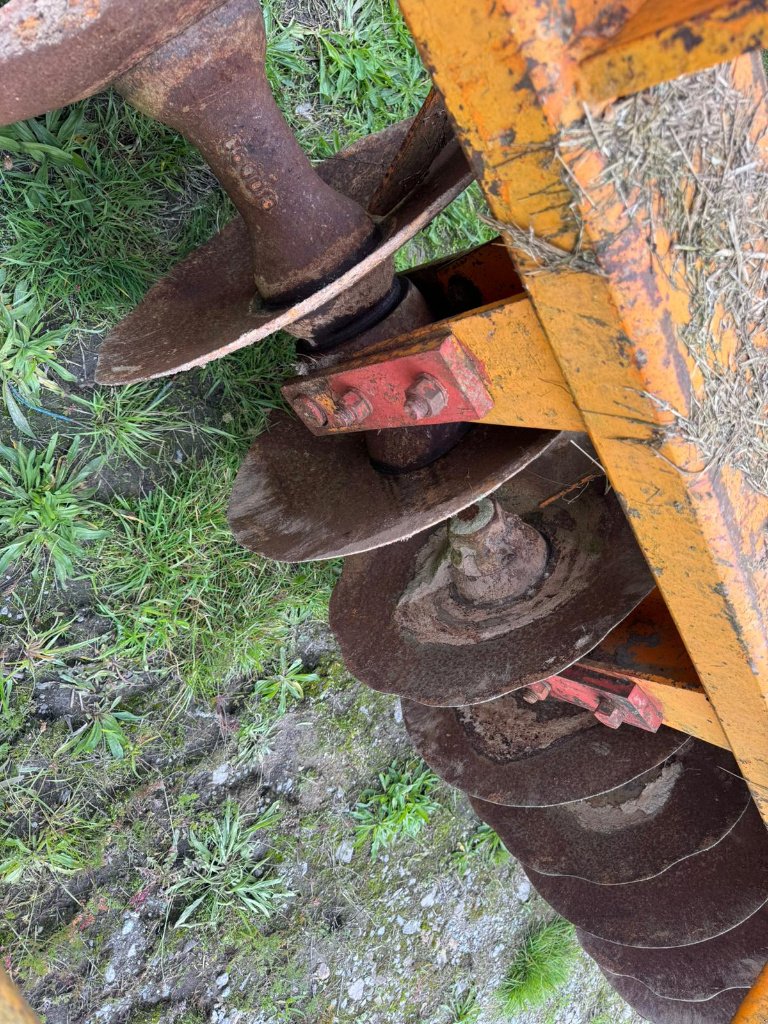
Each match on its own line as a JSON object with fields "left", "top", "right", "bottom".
{"left": 333, "top": 388, "right": 372, "bottom": 427}
{"left": 293, "top": 394, "right": 328, "bottom": 429}
{"left": 404, "top": 374, "right": 448, "bottom": 421}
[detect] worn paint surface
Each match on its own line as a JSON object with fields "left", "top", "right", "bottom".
{"left": 399, "top": 0, "right": 768, "bottom": 825}
{"left": 579, "top": 0, "right": 768, "bottom": 103}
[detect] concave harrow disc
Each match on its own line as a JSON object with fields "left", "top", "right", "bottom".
{"left": 603, "top": 971, "right": 749, "bottom": 1024}
{"left": 470, "top": 739, "right": 751, "bottom": 882}
{"left": 403, "top": 692, "right": 688, "bottom": 807}
{"left": 578, "top": 903, "right": 768, "bottom": 1002}
{"left": 330, "top": 440, "right": 655, "bottom": 704}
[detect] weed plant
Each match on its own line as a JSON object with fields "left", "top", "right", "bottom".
{"left": 439, "top": 985, "right": 481, "bottom": 1024}
{"left": 0, "top": 794, "right": 105, "bottom": 884}
{"left": 168, "top": 801, "right": 290, "bottom": 929}
{"left": 452, "top": 821, "right": 510, "bottom": 875}
{"left": 0, "top": 434, "right": 104, "bottom": 584}
{"left": 497, "top": 917, "right": 579, "bottom": 1014}
{"left": 352, "top": 758, "right": 441, "bottom": 859}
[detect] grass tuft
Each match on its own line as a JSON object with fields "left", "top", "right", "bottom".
{"left": 497, "top": 917, "right": 579, "bottom": 1014}
{"left": 168, "top": 800, "right": 290, "bottom": 929}
{"left": 352, "top": 757, "right": 441, "bottom": 859}
{"left": 0, "top": 433, "right": 105, "bottom": 585}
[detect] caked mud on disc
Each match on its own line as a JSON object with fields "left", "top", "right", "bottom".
{"left": 601, "top": 971, "right": 748, "bottom": 1024}
{"left": 471, "top": 739, "right": 750, "bottom": 882}
{"left": 330, "top": 449, "right": 655, "bottom": 705}
{"left": 527, "top": 799, "right": 768, "bottom": 948}
{"left": 578, "top": 901, "right": 768, "bottom": 1001}
{"left": 229, "top": 414, "right": 557, "bottom": 561}
{"left": 403, "top": 693, "right": 688, "bottom": 807}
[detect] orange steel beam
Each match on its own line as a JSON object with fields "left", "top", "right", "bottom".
{"left": 0, "top": 970, "right": 38, "bottom": 1024}
{"left": 578, "top": 0, "right": 768, "bottom": 103}
{"left": 734, "top": 962, "right": 768, "bottom": 1023}
{"left": 398, "top": 0, "right": 768, "bottom": 820}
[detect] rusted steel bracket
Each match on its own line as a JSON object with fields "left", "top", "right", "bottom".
{"left": 522, "top": 671, "right": 664, "bottom": 733}
{"left": 284, "top": 330, "right": 493, "bottom": 433}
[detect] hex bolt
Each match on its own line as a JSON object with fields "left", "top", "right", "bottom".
{"left": 594, "top": 696, "right": 623, "bottom": 729}
{"left": 522, "top": 681, "right": 551, "bottom": 704}
{"left": 404, "top": 374, "right": 448, "bottom": 421}
{"left": 333, "top": 389, "right": 372, "bottom": 427}
{"left": 293, "top": 394, "right": 329, "bottom": 429}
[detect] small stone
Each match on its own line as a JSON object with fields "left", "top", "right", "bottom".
{"left": 347, "top": 979, "right": 365, "bottom": 1001}
{"left": 515, "top": 876, "right": 532, "bottom": 902}
{"left": 104, "top": 964, "right": 116, "bottom": 985}
{"left": 402, "top": 919, "right": 420, "bottom": 936}
{"left": 393, "top": 699, "right": 403, "bottom": 724}
{"left": 334, "top": 840, "right": 354, "bottom": 864}
{"left": 492, "top": 943, "right": 505, "bottom": 958}
{"left": 211, "top": 764, "right": 230, "bottom": 786}
{"left": 121, "top": 917, "right": 136, "bottom": 936}
{"left": 216, "top": 973, "right": 229, "bottom": 989}
{"left": 314, "top": 962, "right": 330, "bottom": 981}
{"left": 420, "top": 890, "right": 436, "bottom": 908}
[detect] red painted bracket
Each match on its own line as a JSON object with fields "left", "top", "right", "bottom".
{"left": 522, "top": 665, "right": 664, "bottom": 733}
{"left": 282, "top": 332, "right": 493, "bottom": 434}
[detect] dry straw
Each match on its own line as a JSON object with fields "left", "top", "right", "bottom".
{"left": 558, "top": 66, "right": 768, "bottom": 495}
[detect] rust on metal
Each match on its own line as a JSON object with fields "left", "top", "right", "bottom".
{"left": 527, "top": 798, "right": 768, "bottom": 948}
{"left": 283, "top": 333, "right": 493, "bottom": 434}
{"left": 96, "top": 136, "right": 472, "bottom": 384}
{"left": 402, "top": 692, "right": 688, "bottom": 808}
{"left": 0, "top": 0, "right": 227, "bottom": 125}
{"left": 114, "top": 0, "right": 385, "bottom": 315}
{"left": 330, "top": 441, "right": 655, "bottom": 706}
{"left": 228, "top": 413, "right": 557, "bottom": 562}
{"left": 471, "top": 740, "right": 749, "bottom": 884}
{"left": 579, "top": 904, "right": 768, "bottom": 1003}
{"left": 368, "top": 86, "right": 456, "bottom": 216}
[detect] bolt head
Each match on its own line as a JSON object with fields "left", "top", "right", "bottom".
{"left": 333, "top": 389, "right": 372, "bottom": 427}
{"left": 404, "top": 374, "right": 448, "bottom": 421}
{"left": 293, "top": 394, "right": 328, "bottom": 428}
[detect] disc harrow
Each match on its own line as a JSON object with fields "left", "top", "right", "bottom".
{"left": 2, "top": 0, "right": 768, "bottom": 1021}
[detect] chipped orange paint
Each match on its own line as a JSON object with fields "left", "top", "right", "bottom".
{"left": 734, "top": 962, "right": 768, "bottom": 1023}
{"left": 579, "top": 0, "right": 768, "bottom": 103}
{"left": 400, "top": 0, "right": 768, "bottom": 820}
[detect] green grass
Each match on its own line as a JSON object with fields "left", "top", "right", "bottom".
{"left": 0, "top": 433, "right": 105, "bottom": 585}
{"left": 352, "top": 757, "right": 441, "bottom": 859}
{"left": 91, "top": 457, "right": 336, "bottom": 697}
{"left": 451, "top": 821, "right": 510, "bottom": 875}
{"left": 167, "top": 801, "right": 291, "bottom": 930}
{"left": 439, "top": 985, "right": 481, "bottom": 1024}
{"left": 497, "top": 917, "right": 579, "bottom": 1014}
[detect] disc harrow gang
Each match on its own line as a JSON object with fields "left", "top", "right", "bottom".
{"left": 2, "top": 0, "right": 768, "bottom": 1021}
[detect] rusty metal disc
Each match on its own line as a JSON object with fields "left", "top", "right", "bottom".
{"left": 403, "top": 693, "right": 688, "bottom": 807}
{"left": 601, "top": 972, "right": 748, "bottom": 1024}
{"left": 578, "top": 902, "right": 768, "bottom": 1001}
{"left": 330, "top": 450, "right": 655, "bottom": 705}
{"left": 470, "top": 740, "right": 750, "bottom": 883}
{"left": 96, "top": 133, "right": 472, "bottom": 385}
{"left": 228, "top": 414, "right": 557, "bottom": 561}
{"left": 526, "top": 799, "right": 768, "bottom": 948}
{"left": 0, "top": 0, "right": 227, "bottom": 125}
